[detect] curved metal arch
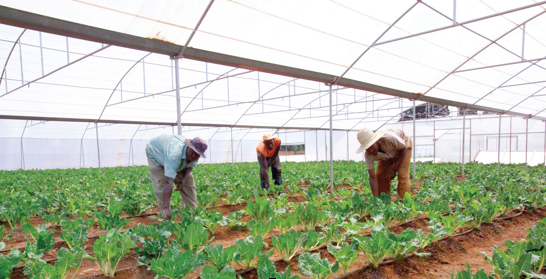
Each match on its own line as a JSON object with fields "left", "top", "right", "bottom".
{"left": 232, "top": 78, "right": 297, "bottom": 126}
{"left": 348, "top": 99, "right": 401, "bottom": 131}
{"left": 0, "top": 29, "right": 26, "bottom": 88}
{"left": 179, "top": 68, "right": 245, "bottom": 120}
{"left": 97, "top": 52, "right": 152, "bottom": 121}
{"left": 419, "top": 7, "right": 546, "bottom": 103}
{"left": 0, "top": 44, "right": 111, "bottom": 99}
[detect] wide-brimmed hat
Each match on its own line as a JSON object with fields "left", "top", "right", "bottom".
{"left": 185, "top": 137, "right": 207, "bottom": 158}
{"left": 262, "top": 134, "right": 275, "bottom": 141}
{"left": 355, "top": 128, "right": 384, "bottom": 154}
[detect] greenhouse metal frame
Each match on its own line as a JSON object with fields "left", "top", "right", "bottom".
{"left": 1, "top": 1, "right": 546, "bottom": 187}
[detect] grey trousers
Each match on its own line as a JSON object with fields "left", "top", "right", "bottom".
{"left": 146, "top": 145, "right": 197, "bottom": 209}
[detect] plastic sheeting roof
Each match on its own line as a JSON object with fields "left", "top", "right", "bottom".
{"left": 1, "top": 0, "right": 546, "bottom": 132}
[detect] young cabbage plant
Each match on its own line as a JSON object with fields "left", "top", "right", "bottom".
{"left": 194, "top": 209, "right": 224, "bottom": 234}
{"left": 303, "top": 229, "right": 331, "bottom": 252}
{"left": 0, "top": 243, "right": 20, "bottom": 279}
{"left": 428, "top": 213, "right": 473, "bottom": 237}
{"left": 327, "top": 243, "right": 358, "bottom": 274}
{"left": 275, "top": 214, "right": 299, "bottom": 234}
{"left": 245, "top": 195, "right": 276, "bottom": 222}
{"left": 150, "top": 241, "right": 207, "bottom": 279}
{"left": 257, "top": 251, "right": 299, "bottom": 279}
{"left": 249, "top": 219, "right": 275, "bottom": 238}
{"left": 298, "top": 252, "right": 339, "bottom": 279}
{"left": 272, "top": 229, "right": 308, "bottom": 262}
{"left": 92, "top": 229, "right": 135, "bottom": 278}
{"left": 60, "top": 218, "right": 95, "bottom": 250}
{"left": 219, "top": 210, "right": 248, "bottom": 230}
{"left": 204, "top": 243, "right": 238, "bottom": 272}
{"left": 200, "top": 264, "right": 236, "bottom": 279}
{"left": 19, "top": 225, "right": 55, "bottom": 264}
{"left": 95, "top": 199, "right": 131, "bottom": 231}
{"left": 131, "top": 222, "right": 172, "bottom": 266}
{"left": 294, "top": 202, "right": 329, "bottom": 231}
{"left": 234, "top": 235, "right": 264, "bottom": 268}
{"left": 450, "top": 263, "right": 495, "bottom": 279}
{"left": 352, "top": 228, "right": 394, "bottom": 269}
{"left": 175, "top": 221, "right": 213, "bottom": 254}
{"left": 481, "top": 246, "right": 538, "bottom": 279}
{"left": 23, "top": 247, "right": 92, "bottom": 279}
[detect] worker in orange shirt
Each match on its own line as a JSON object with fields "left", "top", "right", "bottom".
{"left": 256, "top": 134, "right": 282, "bottom": 190}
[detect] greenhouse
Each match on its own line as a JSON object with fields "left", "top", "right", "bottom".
{"left": 1, "top": 1, "right": 546, "bottom": 278}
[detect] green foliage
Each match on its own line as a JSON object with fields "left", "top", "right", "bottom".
{"left": 23, "top": 247, "right": 92, "bottom": 279}
{"left": 194, "top": 209, "right": 225, "bottom": 234}
{"left": 275, "top": 214, "right": 299, "bottom": 234}
{"left": 180, "top": 221, "right": 212, "bottom": 253}
{"left": 0, "top": 243, "right": 20, "bottom": 279}
{"left": 150, "top": 241, "right": 207, "bottom": 279}
{"left": 60, "top": 218, "right": 95, "bottom": 250}
{"left": 257, "top": 251, "right": 299, "bottom": 279}
{"left": 298, "top": 252, "right": 339, "bottom": 279}
{"left": 120, "top": 182, "right": 154, "bottom": 217}
{"left": 131, "top": 223, "right": 172, "bottom": 266}
{"left": 20, "top": 225, "right": 55, "bottom": 264}
{"left": 327, "top": 243, "right": 358, "bottom": 274}
{"left": 352, "top": 228, "right": 393, "bottom": 269}
{"left": 428, "top": 213, "right": 472, "bottom": 237}
{"left": 303, "top": 229, "right": 331, "bottom": 252}
{"left": 249, "top": 219, "right": 275, "bottom": 238}
{"left": 200, "top": 264, "right": 236, "bottom": 279}
{"left": 272, "top": 229, "right": 307, "bottom": 262}
{"left": 204, "top": 243, "right": 238, "bottom": 271}
{"left": 95, "top": 199, "right": 131, "bottom": 231}
{"left": 450, "top": 263, "right": 495, "bottom": 279}
{"left": 92, "top": 229, "right": 135, "bottom": 278}
{"left": 294, "top": 202, "right": 328, "bottom": 231}
{"left": 245, "top": 195, "right": 276, "bottom": 222}
{"left": 234, "top": 235, "right": 264, "bottom": 268}
{"left": 219, "top": 210, "right": 248, "bottom": 230}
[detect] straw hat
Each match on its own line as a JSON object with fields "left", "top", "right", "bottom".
{"left": 355, "top": 128, "right": 384, "bottom": 154}
{"left": 263, "top": 134, "right": 275, "bottom": 141}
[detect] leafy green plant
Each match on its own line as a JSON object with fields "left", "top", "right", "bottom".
{"left": 303, "top": 229, "right": 331, "bottom": 252}
{"left": 95, "top": 199, "right": 131, "bottom": 231}
{"left": 428, "top": 213, "right": 472, "bottom": 237}
{"left": 327, "top": 243, "right": 358, "bottom": 274}
{"left": 234, "top": 235, "right": 264, "bottom": 268}
{"left": 60, "top": 218, "right": 95, "bottom": 250}
{"left": 204, "top": 243, "right": 238, "bottom": 271}
{"left": 298, "top": 252, "right": 339, "bottom": 279}
{"left": 194, "top": 209, "right": 225, "bottom": 234}
{"left": 131, "top": 223, "right": 172, "bottom": 266}
{"left": 465, "top": 198, "right": 502, "bottom": 229}
{"left": 150, "top": 241, "right": 207, "bottom": 279}
{"left": 180, "top": 221, "right": 213, "bottom": 253}
{"left": 219, "top": 210, "right": 248, "bottom": 230}
{"left": 20, "top": 224, "right": 55, "bottom": 264}
{"left": 272, "top": 229, "right": 307, "bottom": 262}
{"left": 23, "top": 247, "right": 92, "bottom": 279}
{"left": 257, "top": 251, "right": 299, "bottom": 279}
{"left": 450, "top": 263, "right": 495, "bottom": 279}
{"left": 0, "top": 198, "right": 31, "bottom": 230}
{"left": 249, "top": 219, "right": 275, "bottom": 238}
{"left": 39, "top": 211, "right": 69, "bottom": 227}
{"left": 482, "top": 246, "right": 537, "bottom": 279}
{"left": 0, "top": 242, "right": 20, "bottom": 279}
{"left": 275, "top": 214, "right": 299, "bottom": 234}
{"left": 121, "top": 183, "right": 154, "bottom": 217}
{"left": 294, "top": 202, "right": 328, "bottom": 231}
{"left": 352, "top": 228, "right": 394, "bottom": 269}
{"left": 200, "top": 264, "right": 236, "bottom": 279}
{"left": 92, "top": 229, "right": 135, "bottom": 278}
{"left": 388, "top": 228, "right": 420, "bottom": 259}
{"left": 245, "top": 195, "right": 276, "bottom": 222}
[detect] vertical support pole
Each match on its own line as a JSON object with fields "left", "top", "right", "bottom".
{"left": 469, "top": 119, "right": 472, "bottom": 162}
{"left": 304, "top": 131, "right": 307, "bottom": 162}
{"left": 66, "top": 37, "right": 70, "bottom": 63}
{"left": 544, "top": 121, "right": 546, "bottom": 166}
{"left": 329, "top": 84, "right": 334, "bottom": 192}
{"left": 21, "top": 120, "right": 28, "bottom": 170}
{"left": 453, "top": 0, "right": 457, "bottom": 25}
{"left": 174, "top": 58, "right": 182, "bottom": 135}
{"left": 142, "top": 58, "right": 146, "bottom": 96}
{"left": 39, "top": 32, "right": 44, "bottom": 76}
{"left": 19, "top": 40, "right": 24, "bottom": 85}
{"left": 498, "top": 114, "right": 502, "bottom": 172}
{"left": 509, "top": 116, "right": 512, "bottom": 164}
{"left": 96, "top": 123, "right": 101, "bottom": 172}
{"left": 231, "top": 127, "right": 234, "bottom": 168}
{"left": 412, "top": 99, "right": 416, "bottom": 179}
{"left": 522, "top": 23, "right": 526, "bottom": 62}
{"left": 462, "top": 108, "right": 466, "bottom": 176}
{"left": 316, "top": 130, "right": 318, "bottom": 162}
{"left": 433, "top": 121, "right": 436, "bottom": 163}
{"left": 525, "top": 118, "right": 529, "bottom": 167}
{"left": 347, "top": 131, "right": 349, "bottom": 161}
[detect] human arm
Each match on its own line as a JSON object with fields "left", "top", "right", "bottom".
{"left": 162, "top": 177, "right": 174, "bottom": 220}
{"left": 367, "top": 167, "right": 379, "bottom": 197}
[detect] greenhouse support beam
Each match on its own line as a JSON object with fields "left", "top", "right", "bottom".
{"left": 3, "top": 6, "right": 546, "bottom": 122}
{"left": 433, "top": 121, "right": 436, "bottom": 163}
{"left": 509, "top": 117, "right": 512, "bottom": 164}
{"left": 469, "top": 119, "right": 472, "bottom": 162}
{"left": 544, "top": 121, "right": 546, "bottom": 166}
{"left": 462, "top": 109, "right": 465, "bottom": 177}
{"left": 96, "top": 123, "right": 101, "bottom": 172}
{"left": 525, "top": 118, "right": 529, "bottom": 167}
{"left": 413, "top": 99, "right": 416, "bottom": 180}
{"left": 21, "top": 120, "right": 28, "bottom": 170}
{"left": 316, "top": 130, "right": 318, "bottom": 162}
{"left": 498, "top": 114, "right": 501, "bottom": 172}
{"left": 231, "top": 127, "right": 234, "bottom": 168}
{"left": 329, "top": 84, "right": 334, "bottom": 192}
{"left": 175, "top": 58, "right": 182, "bottom": 135}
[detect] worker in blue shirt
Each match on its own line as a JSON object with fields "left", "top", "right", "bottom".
{"left": 145, "top": 134, "right": 207, "bottom": 220}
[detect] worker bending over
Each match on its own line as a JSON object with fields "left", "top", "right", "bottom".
{"left": 146, "top": 134, "right": 207, "bottom": 220}
{"left": 256, "top": 134, "right": 282, "bottom": 190}
{"left": 356, "top": 128, "right": 413, "bottom": 198}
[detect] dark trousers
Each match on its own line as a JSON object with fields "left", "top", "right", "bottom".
{"left": 258, "top": 155, "right": 282, "bottom": 189}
